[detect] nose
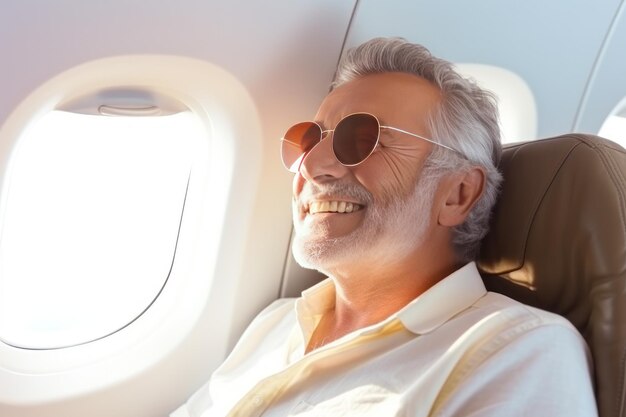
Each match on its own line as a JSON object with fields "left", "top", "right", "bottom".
{"left": 299, "top": 131, "right": 350, "bottom": 183}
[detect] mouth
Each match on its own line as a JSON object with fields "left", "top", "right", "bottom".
{"left": 307, "top": 200, "right": 364, "bottom": 214}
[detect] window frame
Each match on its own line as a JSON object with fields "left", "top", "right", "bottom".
{"left": 0, "top": 55, "right": 263, "bottom": 406}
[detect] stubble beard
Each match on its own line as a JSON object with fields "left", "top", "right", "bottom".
{"left": 292, "top": 175, "right": 438, "bottom": 275}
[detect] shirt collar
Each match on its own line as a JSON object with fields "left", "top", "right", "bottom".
{"left": 396, "top": 262, "right": 487, "bottom": 334}
{"left": 295, "top": 278, "right": 336, "bottom": 343}
{"left": 295, "top": 262, "right": 487, "bottom": 339}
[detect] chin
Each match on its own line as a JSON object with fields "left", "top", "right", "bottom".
{"left": 292, "top": 212, "right": 431, "bottom": 276}
{"left": 291, "top": 232, "right": 363, "bottom": 274}
{"left": 291, "top": 235, "right": 341, "bottom": 273}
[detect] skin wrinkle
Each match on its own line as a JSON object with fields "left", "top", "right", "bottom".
{"left": 373, "top": 141, "right": 426, "bottom": 203}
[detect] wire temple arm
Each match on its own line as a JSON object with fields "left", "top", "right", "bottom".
{"left": 381, "top": 125, "right": 464, "bottom": 157}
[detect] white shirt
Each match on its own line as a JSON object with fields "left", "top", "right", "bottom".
{"left": 172, "top": 262, "right": 597, "bottom": 417}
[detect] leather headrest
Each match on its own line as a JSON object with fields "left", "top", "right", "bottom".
{"left": 478, "top": 134, "right": 626, "bottom": 417}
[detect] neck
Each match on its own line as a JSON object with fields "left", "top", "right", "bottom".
{"left": 305, "top": 243, "right": 460, "bottom": 353}
{"left": 332, "top": 256, "right": 456, "bottom": 328}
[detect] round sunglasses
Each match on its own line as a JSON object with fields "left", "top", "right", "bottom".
{"left": 280, "top": 112, "right": 460, "bottom": 173}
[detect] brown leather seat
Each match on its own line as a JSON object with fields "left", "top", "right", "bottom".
{"left": 478, "top": 134, "right": 626, "bottom": 417}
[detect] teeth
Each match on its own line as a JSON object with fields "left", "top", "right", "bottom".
{"left": 309, "top": 201, "right": 360, "bottom": 214}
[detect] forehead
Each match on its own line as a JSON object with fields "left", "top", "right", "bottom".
{"left": 315, "top": 72, "right": 442, "bottom": 129}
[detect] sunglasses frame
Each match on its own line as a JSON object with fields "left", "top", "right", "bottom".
{"left": 281, "top": 112, "right": 462, "bottom": 173}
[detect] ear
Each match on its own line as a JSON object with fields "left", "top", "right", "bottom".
{"left": 437, "top": 167, "right": 485, "bottom": 227}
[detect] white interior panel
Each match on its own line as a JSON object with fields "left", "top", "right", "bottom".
{"left": 455, "top": 64, "right": 537, "bottom": 142}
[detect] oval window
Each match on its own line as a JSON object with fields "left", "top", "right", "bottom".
{"left": 599, "top": 98, "right": 626, "bottom": 147}
{"left": 0, "top": 109, "right": 203, "bottom": 349}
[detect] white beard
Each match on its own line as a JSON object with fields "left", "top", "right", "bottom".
{"left": 292, "top": 175, "right": 438, "bottom": 275}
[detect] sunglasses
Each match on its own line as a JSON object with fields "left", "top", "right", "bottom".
{"left": 280, "top": 112, "right": 460, "bottom": 173}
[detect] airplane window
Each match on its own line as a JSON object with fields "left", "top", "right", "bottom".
{"left": 599, "top": 102, "right": 626, "bottom": 147}
{"left": 455, "top": 64, "right": 537, "bottom": 144}
{"left": 0, "top": 110, "right": 202, "bottom": 350}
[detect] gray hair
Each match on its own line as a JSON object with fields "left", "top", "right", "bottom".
{"left": 333, "top": 37, "right": 503, "bottom": 262}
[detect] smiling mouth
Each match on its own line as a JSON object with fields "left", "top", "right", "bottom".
{"left": 308, "top": 201, "right": 363, "bottom": 214}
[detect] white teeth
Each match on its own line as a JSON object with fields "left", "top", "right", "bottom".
{"left": 309, "top": 201, "right": 360, "bottom": 214}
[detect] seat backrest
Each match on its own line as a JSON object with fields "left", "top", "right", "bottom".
{"left": 478, "top": 134, "right": 626, "bottom": 417}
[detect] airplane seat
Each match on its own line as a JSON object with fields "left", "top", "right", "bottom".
{"left": 477, "top": 134, "right": 626, "bottom": 417}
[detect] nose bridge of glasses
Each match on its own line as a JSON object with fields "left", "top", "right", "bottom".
{"left": 301, "top": 126, "right": 353, "bottom": 175}
{"left": 306, "top": 128, "right": 335, "bottom": 159}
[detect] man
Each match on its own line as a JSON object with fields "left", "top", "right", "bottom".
{"left": 174, "top": 38, "right": 597, "bottom": 416}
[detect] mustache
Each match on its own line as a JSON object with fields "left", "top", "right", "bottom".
{"left": 297, "top": 181, "right": 373, "bottom": 205}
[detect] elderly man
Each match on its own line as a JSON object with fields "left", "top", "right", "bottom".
{"left": 174, "top": 38, "right": 597, "bottom": 416}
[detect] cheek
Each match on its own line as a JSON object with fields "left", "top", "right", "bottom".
{"left": 292, "top": 173, "right": 305, "bottom": 198}
{"left": 354, "top": 151, "right": 426, "bottom": 203}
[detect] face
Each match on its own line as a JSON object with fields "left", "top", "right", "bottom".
{"left": 291, "top": 72, "right": 443, "bottom": 274}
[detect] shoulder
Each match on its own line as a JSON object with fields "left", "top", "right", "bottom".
{"left": 432, "top": 293, "right": 597, "bottom": 416}
{"left": 462, "top": 291, "right": 590, "bottom": 369}
{"left": 475, "top": 291, "right": 579, "bottom": 331}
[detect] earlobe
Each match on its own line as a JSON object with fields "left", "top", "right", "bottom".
{"left": 437, "top": 168, "right": 485, "bottom": 227}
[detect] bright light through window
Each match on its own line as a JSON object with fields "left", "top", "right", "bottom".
{"left": 0, "top": 110, "right": 203, "bottom": 349}
{"left": 599, "top": 115, "right": 626, "bottom": 147}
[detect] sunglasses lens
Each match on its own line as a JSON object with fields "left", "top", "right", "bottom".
{"left": 333, "top": 113, "right": 379, "bottom": 165}
{"left": 281, "top": 122, "right": 322, "bottom": 172}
